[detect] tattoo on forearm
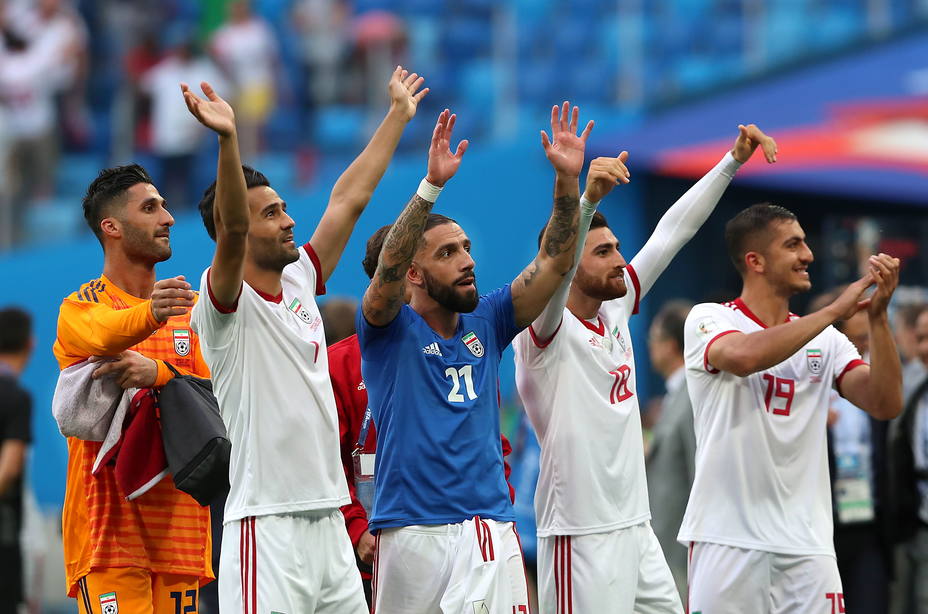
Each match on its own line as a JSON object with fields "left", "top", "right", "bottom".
{"left": 543, "top": 194, "right": 579, "bottom": 258}
{"left": 364, "top": 193, "right": 434, "bottom": 321}
{"left": 521, "top": 261, "right": 540, "bottom": 287}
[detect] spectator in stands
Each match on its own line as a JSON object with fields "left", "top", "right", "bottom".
{"left": 645, "top": 299, "right": 695, "bottom": 602}
{"left": 140, "top": 24, "right": 225, "bottom": 210}
{"left": 891, "top": 305, "right": 928, "bottom": 614}
{"left": 210, "top": 0, "right": 279, "bottom": 159}
{"left": 895, "top": 303, "right": 927, "bottom": 400}
{"left": 0, "top": 307, "right": 34, "bottom": 614}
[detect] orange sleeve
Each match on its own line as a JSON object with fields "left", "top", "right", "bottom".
{"left": 55, "top": 297, "right": 163, "bottom": 364}
{"left": 151, "top": 346, "right": 209, "bottom": 387}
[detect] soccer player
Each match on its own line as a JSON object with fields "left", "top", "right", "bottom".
{"left": 681, "top": 204, "right": 903, "bottom": 614}
{"left": 328, "top": 226, "right": 518, "bottom": 611}
{"left": 358, "top": 102, "right": 592, "bottom": 613}
{"left": 186, "top": 66, "right": 427, "bottom": 613}
{"left": 513, "top": 124, "right": 777, "bottom": 614}
{"left": 53, "top": 164, "right": 212, "bottom": 614}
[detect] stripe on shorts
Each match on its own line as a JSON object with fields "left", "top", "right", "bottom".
{"left": 554, "top": 536, "right": 573, "bottom": 614}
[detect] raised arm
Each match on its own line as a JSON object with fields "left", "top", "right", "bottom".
{"left": 511, "top": 102, "right": 592, "bottom": 328}
{"left": 708, "top": 275, "right": 874, "bottom": 377}
{"left": 630, "top": 124, "right": 778, "bottom": 299}
{"left": 182, "top": 81, "right": 248, "bottom": 309}
{"left": 838, "top": 254, "right": 904, "bottom": 419}
{"left": 310, "top": 67, "right": 429, "bottom": 282}
{"left": 361, "top": 110, "right": 468, "bottom": 327}
{"left": 530, "top": 152, "right": 631, "bottom": 342}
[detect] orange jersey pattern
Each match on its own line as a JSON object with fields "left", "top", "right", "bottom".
{"left": 53, "top": 275, "right": 213, "bottom": 597}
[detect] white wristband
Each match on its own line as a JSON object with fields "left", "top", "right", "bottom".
{"left": 580, "top": 195, "right": 599, "bottom": 213}
{"left": 417, "top": 178, "right": 443, "bottom": 203}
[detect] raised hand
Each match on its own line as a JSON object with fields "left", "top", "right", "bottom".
{"left": 181, "top": 81, "right": 236, "bottom": 137}
{"left": 867, "top": 253, "right": 900, "bottom": 316}
{"left": 541, "top": 102, "right": 593, "bottom": 178}
{"left": 583, "top": 151, "right": 631, "bottom": 203}
{"left": 388, "top": 66, "right": 429, "bottom": 122}
{"left": 426, "top": 109, "right": 468, "bottom": 187}
{"left": 826, "top": 273, "right": 875, "bottom": 322}
{"left": 150, "top": 276, "right": 195, "bottom": 322}
{"left": 731, "top": 123, "right": 777, "bottom": 164}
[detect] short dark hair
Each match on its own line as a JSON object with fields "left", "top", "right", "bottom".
{"left": 724, "top": 203, "right": 798, "bottom": 274}
{"left": 83, "top": 164, "right": 154, "bottom": 245}
{"left": 362, "top": 225, "right": 392, "bottom": 279}
{"left": 537, "top": 210, "right": 610, "bottom": 248}
{"left": 0, "top": 307, "right": 31, "bottom": 353}
{"left": 424, "top": 213, "right": 457, "bottom": 233}
{"left": 651, "top": 300, "right": 692, "bottom": 353}
{"left": 198, "top": 165, "right": 271, "bottom": 240}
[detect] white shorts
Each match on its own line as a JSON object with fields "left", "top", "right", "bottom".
{"left": 219, "top": 509, "right": 368, "bottom": 614}
{"left": 687, "top": 542, "right": 844, "bottom": 614}
{"left": 373, "top": 517, "right": 530, "bottom": 614}
{"left": 537, "top": 521, "right": 682, "bottom": 614}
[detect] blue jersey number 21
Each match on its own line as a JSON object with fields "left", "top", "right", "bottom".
{"left": 445, "top": 365, "right": 478, "bottom": 402}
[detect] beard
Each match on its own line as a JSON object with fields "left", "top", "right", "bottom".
{"left": 251, "top": 234, "right": 300, "bottom": 272}
{"left": 422, "top": 268, "right": 479, "bottom": 313}
{"left": 122, "top": 222, "right": 171, "bottom": 263}
{"left": 574, "top": 265, "right": 627, "bottom": 301}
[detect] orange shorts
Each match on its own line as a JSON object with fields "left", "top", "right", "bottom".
{"left": 74, "top": 567, "right": 205, "bottom": 614}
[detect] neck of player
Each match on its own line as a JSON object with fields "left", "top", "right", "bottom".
{"left": 566, "top": 284, "right": 603, "bottom": 321}
{"left": 244, "top": 261, "right": 284, "bottom": 299}
{"left": 410, "top": 294, "right": 460, "bottom": 340}
{"left": 103, "top": 251, "right": 156, "bottom": 299}
{"left": 739, "top": 278, "right": 792, "bottom": 327}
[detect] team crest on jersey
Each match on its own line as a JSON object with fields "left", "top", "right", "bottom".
{"left": 696, "top": 317, "right": 718, "bottom": 337}
{"left": 287, "top": 297, "right": 313, "bottom": 323}
{"left": 807, "top": 348, "right": 823, "bottom": 375}
{"left": 99, "top": 592, "right": 118, "bottom": 614}
{"left": 172, "top": 329, "right": 191, "bottom": 357}
{"left": 472, "top": 601, "right": 490, "bottom": 614}
{"left": 462, "top": 331, "right": 484, "bottom": 358}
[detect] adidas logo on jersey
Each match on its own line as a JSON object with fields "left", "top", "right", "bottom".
{"left": 422, "top": 342, "right": 443, "bottom": 357}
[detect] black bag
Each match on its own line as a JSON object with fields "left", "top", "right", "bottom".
{"left": 158, "top": 363, "right": 230, "bottom": 506}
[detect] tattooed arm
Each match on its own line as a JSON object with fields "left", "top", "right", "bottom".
{"left": 361, "top": 110, "right": 468, "bottom": 327}
{"left": 511, "top": 102, "right": 593, "bottom": 328}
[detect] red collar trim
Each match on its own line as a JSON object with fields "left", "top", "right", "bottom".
{"left": 254, "top": 286, "right": 283, "bottom": 304}
{"left": 732, "top": 298, "right": 791, "bottom": 329}
{"left": 573, "top": 312, "right": 605, "bottom": 336}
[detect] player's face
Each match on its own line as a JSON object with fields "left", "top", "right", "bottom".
{"left": 246, "top": 186, "right": 299, "bottom": 271}
{"left": 758, "top": 220, "right": 814, "bottom": 295}
{"left": 574, "top": 227, "right": 628, "bottom": 301}
{"left": 117, "top": 183, "right": 174, "bottom": 263}
{"left": 914, "top": 311, "right": 928, "bottom": 367}
{"left": 414, "top": 223, "right": 478, "bottom": 313}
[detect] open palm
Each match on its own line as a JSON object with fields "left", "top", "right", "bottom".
{"left": 426, "top": 109, "right": 468, "bottom": 187}
{"left": 388, "top": 66, "right": 429, "bottom": 122}
{"left": 541, "top": 102, "right": 593, "bottom": 177}
{"left": 181, "top": 81, "right": 235, "bottom": 137}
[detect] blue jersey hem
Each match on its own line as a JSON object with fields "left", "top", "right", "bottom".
{"left": 370, "top": 512, "right": 517, "bottom": 532}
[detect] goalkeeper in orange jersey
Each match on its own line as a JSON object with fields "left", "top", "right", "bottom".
{"left": 53, "top": 163, "right": 214, "bottom": 614}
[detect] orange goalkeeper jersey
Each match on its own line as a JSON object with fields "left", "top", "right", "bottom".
{"left": 53, "top": 275, "right": 213, "bottom": 597}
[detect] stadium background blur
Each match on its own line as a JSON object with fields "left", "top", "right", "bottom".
{"left": 1, "top": 0, "right": 928, "bottom": 610}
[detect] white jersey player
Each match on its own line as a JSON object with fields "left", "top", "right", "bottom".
{"left": 514, "top": 125, "right": 778, "bottom": 614}
{"left": 680, "top": 203, "right": 903, "bottom": 614}
{"left": 182, "top": 68, "right": 430, "bottom": 613}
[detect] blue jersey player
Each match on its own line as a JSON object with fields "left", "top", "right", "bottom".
{"left": 359, "top": 104, "right": 621, "bottom": 613}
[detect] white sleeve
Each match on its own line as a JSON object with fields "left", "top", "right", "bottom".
{"left": 829, "top": 327, "right": 866, "bottom": 391}
{"left": 529, "top": 197, "right": 599, "bottom": 343}
{"left": 629, "top": 152, "right": 741, "bottom": 300}
{"left": 683, "top": 303, "right": 742, "bottom": 376}
{"left": 190, "top": 268, "right": 240, "bottom": 350}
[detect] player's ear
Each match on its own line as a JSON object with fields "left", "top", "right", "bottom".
{"left": 407, "top": 262, "right": 424, "bottom": 289}
{"left": 100, "top": 217, "right": 121, "bottom": 240}
{"left": 744, "top": 250, "right": 764, "bottom": 274}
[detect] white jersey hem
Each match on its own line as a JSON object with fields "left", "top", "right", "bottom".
{"left": 223, "top": 496, "right": 350, "bottom": 524}
{"left": 536, "top": 511, "right": 651, "bottom": 538}
{"left": 676, "top": 533, "right": 836, "bottom": 558}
